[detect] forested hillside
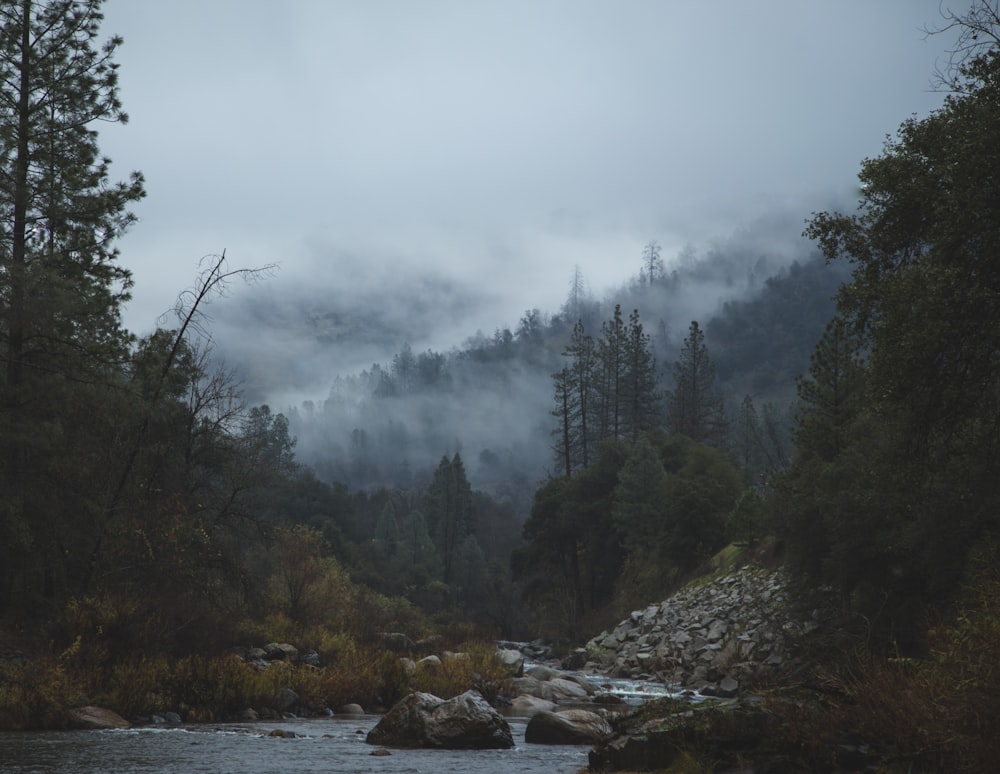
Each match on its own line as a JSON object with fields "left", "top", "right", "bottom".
{"left": 3, "top": 4, "right": 1000, "bottom": 767}
{"left": 274, "top": 247, "right": 844, "bottom": 502}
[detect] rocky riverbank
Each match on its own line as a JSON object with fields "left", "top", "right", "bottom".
{"left": 574, "top": 564, "right": 821, "bottom": 698}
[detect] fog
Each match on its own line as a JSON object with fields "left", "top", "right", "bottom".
{"left": 95, "top": 0, "right": 963, "bottom": 496}
{"left": 197, "top": 203, "right": 833, "bottom": 501}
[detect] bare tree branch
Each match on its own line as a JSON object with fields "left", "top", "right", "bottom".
{"left": 924, "top": 0, "right": 1000, "bottom": 91}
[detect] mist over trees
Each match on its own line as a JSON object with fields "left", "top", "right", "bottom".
{"left": 0, "top": 0, "right": 850, "bottom": 653}
{"left": 10, "top": 0, "right": 993, "bottom": 700}
{"left": 275, "top": 240, "right": 843, "bottom": 506}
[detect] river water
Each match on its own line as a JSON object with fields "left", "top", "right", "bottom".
{"left": 0, "top": 716, "right": 592, "bottom": 774}
{"left": 0, "top": 669, "right": 681, "bottom": 772}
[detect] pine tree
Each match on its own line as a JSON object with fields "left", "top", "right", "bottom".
{"left": 622, "top": 308, "right": 659, "bottom": 441}
{"left": 551, "top": 319, "right": 598, "bottom": 475}
{"left": 425, "top": 453, "right": 474, "bottom": 585}
{"left": 640, "top": 240, "right": 663, "bottom": 286}
{"left": 0, "top": 0, "right": 144, "bottom": 606}
{"left": 596, "top": 304, "right": 627, "bottom": 441}
{"left": 551, "top": 366, "right": 574, "bottom": 477}
{"left": 794, "top": 316, "right": 865, "bottom": 462}
{"left": 666, "top": 321, "right": 728, "bottom": 446}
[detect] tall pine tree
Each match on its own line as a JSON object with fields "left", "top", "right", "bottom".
{"left": 666, "top": 321, "right": 728, "bottom": 446}
{"left": 424, "top": 453, "right": 474, "bottom": 585}
{"left": 622, "top": 308, "right": 659, "bottom": 441}
{"left": 0, "top": 0, "right": 144, "bottom": 607}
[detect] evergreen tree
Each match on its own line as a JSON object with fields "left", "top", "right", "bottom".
{"left": 373, "top": 501, "right": 399, "bottom": 558}
{"left": 612, "top": 436, "right": 666, "bottom": 555}
{"left": 0, "top": 0, "right": 144, "bottom": 607}
{"left": 622, "top": 308, "right": 660, "bottom": 441}
{"left": 551, "top": 366, "right": 574, "bottom": 478}
{"left": 424, "top": 452, "right": 474, "bottom": 585}
{"left": 551, "top": 319, "right": 597, "bottom": 475}
{"left": 640, "top": 240, "right": 663, "bottom": 285}
{"left": 779, "top": 26, "right": 1000, "bottom": 639}
{"left": 793, "top": 316, "right": 865, "bottom": 462}
{"left": 596, "top": 304, "right": 627, "bottom": 441}
{"left": 666, "top": 321, "right": 728, "bottom": 446}
{"left": 565, "top": 319, "right": 597, "bottom": 468}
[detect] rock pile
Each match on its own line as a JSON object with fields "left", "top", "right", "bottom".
{"left": 581, "top": 565, "right": 819, "bottom": 696}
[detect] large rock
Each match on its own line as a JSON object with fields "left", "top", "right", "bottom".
{"left": 510, "top": 694, "right": 557, "bottom": 718}
{"left": 365, "top": 690, "right": 514, "bottom": 749}
{"left": 263, "top": 642, "right": 298, "bottom": 661}
{"left": 524, "top": 709, "right": 613, "bottom": 745}
{"left": 496, "top": 648, "right": 525, "bottom": 676}
{"left": 68, "top": 706, "right": 130, "bottom": 730}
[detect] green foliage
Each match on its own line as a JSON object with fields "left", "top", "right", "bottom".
{"left": 0, "top": 0, "right": 145, "bottom": 611}
{"left": 515, "top": 442, "right": 629, "bottom": 636}
{"left": 552, "top": 307, "right": 661, "bottom": 477}
{"left": 728, "top": 488, "right": 766, "bottom": 547}
{"left": 666, "top": 321, "right": 728, "bottom": 447}
{"left": 406, "top": 642, "right": 511, "bottom": 704}
{"left": 708, "top": 256, "right": 845, "bottom": 404}
{"left": 660, "top": 442, "right": 743, "bottom": 565}
{"left": 519, "top": 432, "right": 744, "bottom": 630}
{"left": 0, "top": 657, "right": 86, "bottom": 730}
{"left": 425, "top": 453, "right": 474, "bottom": 585}
{"left": 778, "top": 36, "right": 1000, "bottom": 639}
{"left": 612, "top": 437, "right": 668, "bottom": 554}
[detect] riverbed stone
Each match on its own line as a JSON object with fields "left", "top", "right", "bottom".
{"left": 496, "top": 648, "right": 525, "bottom": 676}
{"left": 365, "top": 690, "right": 514, "bottom": 749}
{"left": 511, "top": 694, "right": 557, "bottom": 717}
{"left": 524, "top": 709, "right": 613, "bottom": 745}
{"left": 68, "top": 705, "right": 130, "bottom": 730}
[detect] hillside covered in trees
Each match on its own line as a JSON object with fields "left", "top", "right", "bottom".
{"left": 4, "top": 2, "right": 1000, "bottom": 767}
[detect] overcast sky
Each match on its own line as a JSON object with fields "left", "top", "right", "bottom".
{"left": 100, "top": 0, "right": 967, "bottom": 343}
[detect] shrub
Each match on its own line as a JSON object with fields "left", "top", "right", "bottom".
{"left": 407, "top": 641, "right": 510, "bottom": 703}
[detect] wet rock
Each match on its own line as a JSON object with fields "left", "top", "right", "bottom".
{"left": 68, "top": 706, "right": 130, "bottom": 730}
{"left": 548, "top": 677, "right": 590, "bottom": 700}
{"left": 496, "top": 648, "right": 525, "bottom": 676}
{"left": 365, "top": 690, "right": 514, "bottom": 749}
{"left": 510, "top": 694, "right": 557, "bottom": 717}
{"left": 589, "top": 698, "right": 780, "bottom": 772}
{"left": 525, "top": 708, "right": 613, "bottom": 745}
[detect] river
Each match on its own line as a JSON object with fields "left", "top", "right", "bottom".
{"left": 0, "top": 715, "right": 593, "bottom": 773}
{"left": 0, "top": 665, "right": 682, "bottom": 772}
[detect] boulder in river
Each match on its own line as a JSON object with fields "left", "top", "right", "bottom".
{"left": 524, "top": 709, "right": 613, "bottom": 745}
{"left": 365, "top": 690, "right": 514, "bottom": 749}
{"left": 510, "top": 694, "right": 557, "bottom": 717}
{"left": 68, "top": 706, "right": 130, "bottom": 730}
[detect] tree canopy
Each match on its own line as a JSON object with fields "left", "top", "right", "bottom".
{"left": 778, "top": 35, "right": 1000, "bottom": 641}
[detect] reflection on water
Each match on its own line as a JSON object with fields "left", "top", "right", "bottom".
{"left": 0, "top": 716, "right": 590, "bottom": 774}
